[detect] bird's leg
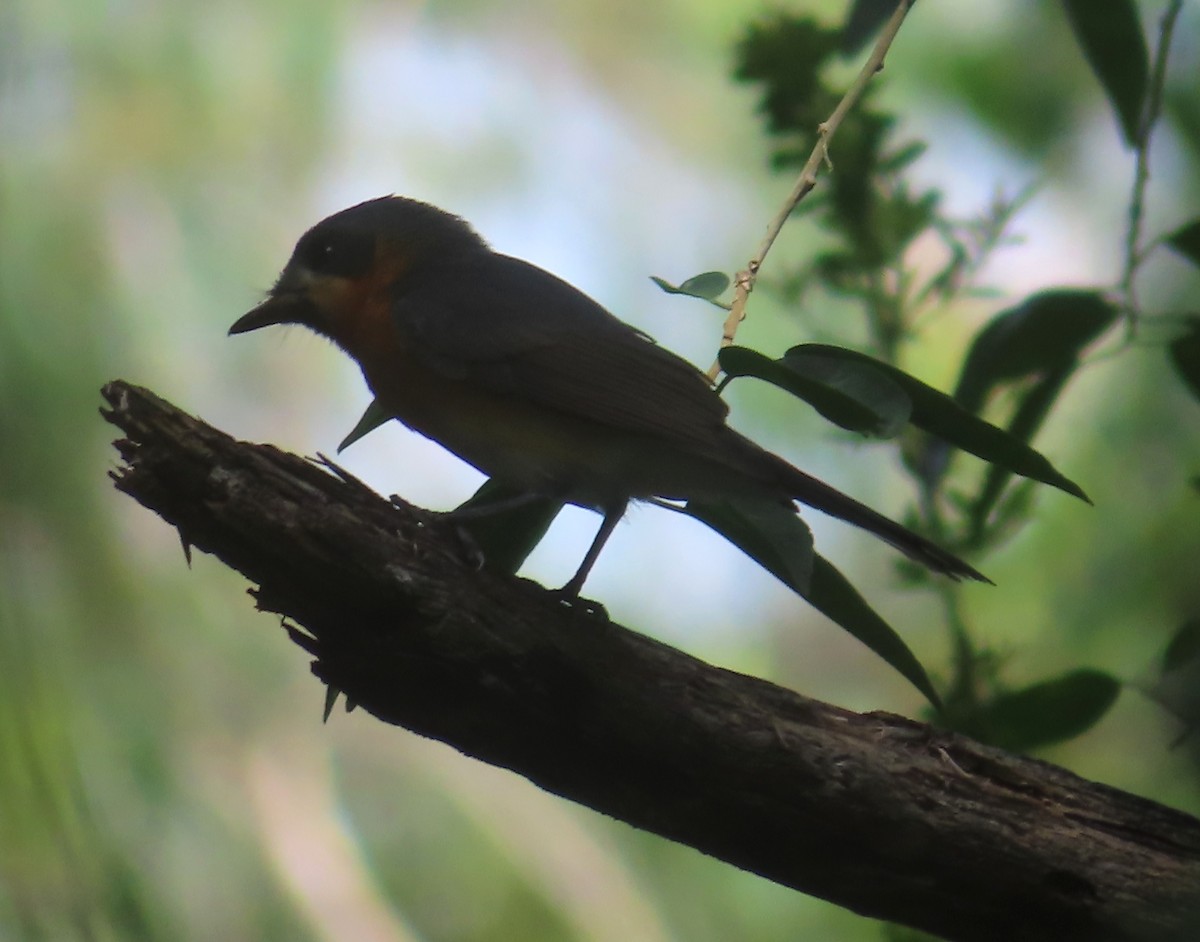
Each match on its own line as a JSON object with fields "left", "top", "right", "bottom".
{"left": 558, "top": 499, "right": 628, "bottom": 597}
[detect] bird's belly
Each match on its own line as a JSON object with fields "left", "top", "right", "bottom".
{"left": 354, "top": 337, "right": 779, "bottom": 509}
{"left": 363, "top": 358, "right": 651, "bottom": 506}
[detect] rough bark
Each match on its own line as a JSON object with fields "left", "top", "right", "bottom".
{"left": 101, "top": 380, "right": 1200, "bottom": 942}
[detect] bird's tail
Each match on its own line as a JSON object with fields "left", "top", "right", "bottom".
{"left": 765, "top": 452, "right": 990, "bottom": 584}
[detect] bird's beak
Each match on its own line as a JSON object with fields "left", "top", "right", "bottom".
{"left": 228, "top": 292, "right": 306, "bottom": 335}
{"left": 230, "top": 260, "right": 322, "bottom": 335}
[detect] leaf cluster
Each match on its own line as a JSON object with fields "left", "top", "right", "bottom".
{"left": 693, "top": 2, "right": 1200, "bottom": 750}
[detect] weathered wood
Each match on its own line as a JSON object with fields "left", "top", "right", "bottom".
{"left": 102, "top": 379, "right": 1200, "bottom": 942}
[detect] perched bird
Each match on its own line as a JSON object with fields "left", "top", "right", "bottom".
{"left": 230, "top": 196, "right": 985, "bottom": 594}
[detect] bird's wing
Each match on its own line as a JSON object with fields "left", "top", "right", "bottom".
{"left": 391, "top": 253, "right": 731, "bottom": 453}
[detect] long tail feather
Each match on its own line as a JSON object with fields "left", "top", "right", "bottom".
{"left": 768, "top": 454, "right": 990, "bottom": 583}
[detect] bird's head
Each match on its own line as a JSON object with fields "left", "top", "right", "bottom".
{"left": 229, "top": 196, "right": 487, "bottom": 342}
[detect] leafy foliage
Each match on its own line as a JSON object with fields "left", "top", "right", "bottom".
{"left": 718, "top": 335, "right": 1090, "bottom": 511}
{"left": 1163, "top": 620, "right": 1200, "bottom": 674}
{"left": 801, "top": 553, "right": 943, "bottom": 709}
{"left": 722, "top": 6, "right": 1200, "bottom": 747}
{"left": 1061, "top": 0, "right": 1149, "bottom": 146}
{"left": 686, "top": 497, "right": 941, "bottom": 708}
{"left": 650, "top": 271, "right": 731, "bottom": 302}
{"left": 950, "top": 291, "right": 1117, "bottom": 414}
{"left": 1166, "top": 219, "right": 1200, "bottom": 269}
{"left": 951, "top": 669, "right": 1121, "bottom": 753}
{"left": 1169, "top": 318, "right": 1200, "bottom": 402}
{"left": 1149, "top": 621, "right": 1200, "bottom": 747}
{"left": 684, "top": 497, "right": 815, "bottom": 594}
{"left": 718, "top": 345, "right": 912, "bottom": 438}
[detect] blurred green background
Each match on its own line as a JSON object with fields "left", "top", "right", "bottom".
{"left": 3, "top": 1, "right": 1199, "bottom": 939}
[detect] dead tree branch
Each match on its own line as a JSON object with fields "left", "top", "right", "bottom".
{"left": 101, "top": 380, "right": 1200, "bottom": 942}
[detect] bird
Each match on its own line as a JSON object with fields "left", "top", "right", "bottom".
{"left": 229, "top": 196, "right": 986, "bottom": 595}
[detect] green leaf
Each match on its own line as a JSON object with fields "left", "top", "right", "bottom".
{"left": 968, "top": 364, "right": 1077, "bottom": 535}
{"left": 781, "top": 348, "right": 912, "bottom": 437}
{"left": 875, "top": 186, "right": 939, "bottom": 263}
{"left": 720, "top": 346, "right": 910, "bottom": 438}
{"left": 1062, "top": 0, "right": 1149, "bottom": 146}
{"left": 784, "top": 344, "right": 1089, "bottom": 502}
{"left": 878, "top": 140, "right": 928, "bottom": 174}
{"left": 338, "top": 399, "right": 392, "bottom": 453}
{"left": 1165, "top": 219, "right": 1200, "bottom": 268}
{"left": 734, "top": 15, "right": 842, "bottom": 137}
{"left": 1169, "top": 319, "right": 1200, "bottom": 402}
{"left": 1153, "top": 622, "right": 1200, "bottom": 745}
{"left": 686, "top": 495, "right": 939, "bottom": 708}
{"left": 967, "top": 669, "right": 1120, "bottom": 752}
{"left": 1163, "top": 620, "right": 1200, "bottom": 674}
{"left": 804, "top": 554, "right": 942, "bottom": 710}
{"left": 812, "top": 252, "right": 864, "bottom": 292}
{"left": 453, "top": 479, "right": 563, "bottom": 576}
{"left": 684, "top": 497, "right": 814, "bottom": 595}
{"left": 953, "top": 290, "right": 1118, "bottom": 414}
{"left": 839, "top": 0, "right": 898, "bottom": 56}
{"left": 934, "top": 290, "right": 1113, "bottom": 512}
{"left": 650, "top": 271, "right": 731, "bottom": 301}
{"left": 679, "top": 271, "right": 731, "bottom": 300}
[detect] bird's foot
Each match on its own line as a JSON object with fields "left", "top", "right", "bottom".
{"left": 550, "top": 588, "right": 609, "bottom": 621}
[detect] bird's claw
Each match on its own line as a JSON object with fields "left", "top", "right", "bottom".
{"left": 551, "top": 590, "right": 609, "bottom": 621}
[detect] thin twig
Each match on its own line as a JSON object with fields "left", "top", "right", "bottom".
{"left": 707, "top": 0, "right": 917, "bottom": 381}
{"left": 1121, "top": 0, "right": 1184, "bottom": 340}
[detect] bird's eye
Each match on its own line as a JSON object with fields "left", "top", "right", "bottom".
{"left": 295, "top": 226, "right": 374, "bottom": 278}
